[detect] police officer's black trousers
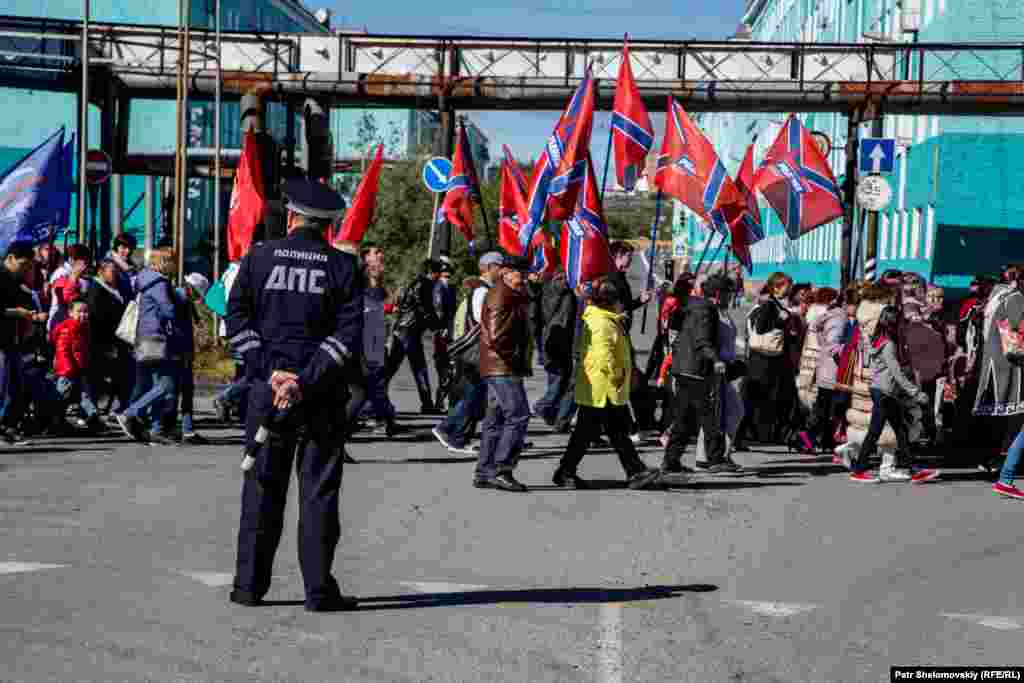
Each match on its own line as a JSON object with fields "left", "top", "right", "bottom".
{"left": 234, "top": 386, "right": 346, "bottom": 608}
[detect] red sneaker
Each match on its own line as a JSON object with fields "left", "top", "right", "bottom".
{"left": 993, "top": 481, "right": 1024, "bottom": 500}
{"left": 849, "top": 470, "right": 880, "bottom": 483}
{"left": 911, "top": 468, "right": 940, "bottom": 484}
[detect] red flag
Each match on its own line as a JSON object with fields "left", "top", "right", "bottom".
{"left": 334, "top": 144, "right": 383, "bottom": 244}
{"left": 654, "top": 96, "right": 739, "bottom": 227}
{"left": 718, "top": 143, "right": 765, "bottom": 272}
{"left": 560, "top": 155, "right": 613, "bottom": 290}
{"left": 227, "top": 131, "right": 266, "bottom": 262}
{"left": 441, "top": 124, "right": 482, "bottom": 244}
{"left": 498, "top": 151, "right": 529, "bottom": 256}
{"left": 611, "top": 37, "right": 654, "bottom": 192}
{"left": 529, "top": 229, "right": 559, "bottom": 275}
{"left": 545, "top": 69, "right": 597, "bottom": 221}
{"left": 754, "top": 114, "right": 843, "bottom": 239}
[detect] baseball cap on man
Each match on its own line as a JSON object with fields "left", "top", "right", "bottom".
{"left": 478, "top": 251, "right": 504, "bottom": 269}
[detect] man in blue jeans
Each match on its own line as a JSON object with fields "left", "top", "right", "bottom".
{"left": 474, "top": 256, "right": 532, "bottom": 492}
{"left": 433, "top": 251, "right": 503, "bottom": 454}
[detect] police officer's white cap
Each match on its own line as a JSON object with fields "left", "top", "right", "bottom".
{"left": 282, "top": 178, "right": 347, "bottom": 220}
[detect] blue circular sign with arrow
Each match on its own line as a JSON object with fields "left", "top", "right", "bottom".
{"left": 422, "top": 156, "right": 452, "bottom": 193}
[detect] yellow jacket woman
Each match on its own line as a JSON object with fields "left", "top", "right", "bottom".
{"left": 553, "top": 277, "right": 660, "bottom": 490}
{"left": 575, "top": 304, "right": 632, "bottom": 408}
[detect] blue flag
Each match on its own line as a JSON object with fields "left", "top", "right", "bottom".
{"left": 53, "top": 134, "right": 75, "bottom": 240}
{"left": 0, "top": 127, "right": 67, "bottom": 255}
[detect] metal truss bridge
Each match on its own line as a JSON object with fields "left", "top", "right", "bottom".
{"left": 3, "top": 15, "right": 1024, "bottom": 115}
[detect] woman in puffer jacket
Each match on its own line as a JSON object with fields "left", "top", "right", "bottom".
{"left": 805, "top": 287, "right": 857, "bottom": 454}
{"left": 115, "top": 248, "right": 191, "bottom": 445}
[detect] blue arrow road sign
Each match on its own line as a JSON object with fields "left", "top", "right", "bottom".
{"left": 859, "top": 137, "right": 895, "bottom": 175}
{"left": 422, "top": 156, "right": 452, "bottom": 193}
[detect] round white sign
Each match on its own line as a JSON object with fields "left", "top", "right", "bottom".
{"left": 856, "top": 174, "right": 893, "bottom": 212}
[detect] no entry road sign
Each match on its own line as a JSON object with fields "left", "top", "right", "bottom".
{"left": 85, "top": 149, "right": 112, "bottom": 185}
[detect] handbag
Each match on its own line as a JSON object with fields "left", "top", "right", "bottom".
{"left": 448, "top": 324, "right": 481, "bottom": 375}
{"left": 996, "top": 318, "right": 1024, "bottom": 365}
{"left": 115, "top": 295, "right": 141, "bottom": 345}
{"left": 747, "top": 308, "right": 785, "bottom": 357}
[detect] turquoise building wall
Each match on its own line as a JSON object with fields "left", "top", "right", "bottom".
{"left": 680, "top": 0, "right": 1024, "bottom": 292}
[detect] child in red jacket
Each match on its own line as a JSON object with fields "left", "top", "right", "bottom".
{"left": 50, "top": 301, "right": 99, "bottom": 429}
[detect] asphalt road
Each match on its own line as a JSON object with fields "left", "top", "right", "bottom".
{"left": 3, "top": 263, "right": 1024, "bottom": 682}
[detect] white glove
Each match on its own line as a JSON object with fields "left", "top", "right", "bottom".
{"left": 714, "top": 361, "right": 727, "bottom": 375}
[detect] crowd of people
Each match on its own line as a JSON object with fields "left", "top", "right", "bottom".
{"left": 0, "top": 234, "right": 212, "bottom": 447}
{"left": 6, "top": 230, "right": 1024, "bottom": 502}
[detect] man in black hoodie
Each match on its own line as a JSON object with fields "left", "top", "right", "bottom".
{"left": 661, "top": 274, "right": 740, "bottom": 476}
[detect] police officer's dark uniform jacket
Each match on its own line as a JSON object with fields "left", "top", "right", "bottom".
{"left": 225, "top": 180, "right": 364, "bottom": 611}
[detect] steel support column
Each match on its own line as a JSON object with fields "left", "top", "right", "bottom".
{"left": 840, "top": 109, "right": 862, "bottom": 289}
{"left": 99, "top": 78, "right": 115, "bottom": 256}
{"left": 143, "top": 175, "right": 155, "bottom": 261}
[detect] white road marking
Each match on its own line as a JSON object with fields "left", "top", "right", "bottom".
{"left": 941, "top": 613, "right": 1023, "bottom": 631}
{"left": 728, "top": 600, "right": 818, "bottom": 617}
{"left": 596, "top": 602, "right": 623, "bottom": 683}
{"left": 399, "top": 581, "right": 490, "bottom": 594}
{"left": 0, "top": 562, "right": 66, "bottom": 575}
{"left": 178, "top": 571, "right": 234, "bottom": 587}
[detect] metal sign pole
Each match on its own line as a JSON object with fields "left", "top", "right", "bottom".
{"left": 212, "top": 0, "right": 222, "bottom": 334}
{"left": 78, "top": 0, "right": 90, "bottom": 245}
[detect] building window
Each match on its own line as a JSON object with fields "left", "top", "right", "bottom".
{"left": 924, "top": 0, "right": 934, "bottom": 25}
{"left": 939, "top": 0, "right": 946, "bottom": 16}
{"left": 911, "top": 208, "right": 922, "bottom": 258}
{"left": 900, "top": 209, "right": 910, "bottom": 258}
{"left": 892, "top": 211, "right": 901, "bottom": 258}
{"left": 930, "top": 116, "right": 940, "bottom": 138}
{"left": 917, "top": 116, "right": 928, "bottom": 144}
{"left": 880, "top": 213, "right": 889, "bottom": 260}
{"left": 925, "top": 204, "right": 936, "bottom": 258}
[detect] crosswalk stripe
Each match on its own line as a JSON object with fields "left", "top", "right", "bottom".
{"left": 0, "top": 562, "right": 67, "bottom": 575}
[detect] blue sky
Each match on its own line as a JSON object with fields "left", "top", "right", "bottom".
{"left": 326, "top": 0, "right": 748, "bottom": 170}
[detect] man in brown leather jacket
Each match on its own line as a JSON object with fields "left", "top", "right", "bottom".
{"left": 474, "top": 256, "right": 532, "bottom": 492}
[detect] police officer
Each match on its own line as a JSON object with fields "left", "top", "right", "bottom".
{"left": 225, "top": 179, "right": 364, "bottom": 612}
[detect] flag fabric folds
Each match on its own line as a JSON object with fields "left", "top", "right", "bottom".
{"left": 441, "top": 124, "right": 482, "bottom": 245}
{"left": 545, "top": 68, "right": 596, "bottom": 221}
{"left": 654, "top": 97, "right": 740, "bottom": 225}
{"left": 560, "top": 156, "right": 613, "bottom": 291}
{"left": 54, "top": 133, "right": 75, "bottom": 239}
{"left": 611, "top": 38, "right": 654, "bottom": 193}
{"left": 227, "top": 130, "right": 267, "bottom": 262}
{"left": 529, "top": 229, "right": 559, "bottom": 276}
{"left": 754, "top": 113, "right": 844, "bottom": 239}
{"left": 0, "top": 127, "right": 68, "bottom": 255}
{"left": 522, "top": 68, "right": 597, "bottom": 251}
{"left": 498, "top": 147, "right": 529, "bottom": 256}
{"left": 334, "top": 143, "right": 383, "bottom": 244}
{"left": 718, "top": 143, "right": 765, "bottom": 272}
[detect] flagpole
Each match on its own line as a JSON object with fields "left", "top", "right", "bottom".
{"left": 599, "top": 122, "right": 614, "bottom": 203}
{"left": 694, "top": 230, "right": 724, "bottom": 275}
{"left": 639, "top": 189, "right": 663, "bottom": 334}
{"left": 707, "top": 234, "right": 727, "bottom": 270}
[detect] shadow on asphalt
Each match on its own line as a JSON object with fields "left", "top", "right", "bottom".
{"left": 352, "top": 584, "right": 718, "bottom": 611}
{"left": 528, "top": 478, "right": 805, "bottom": 491}
{"left": 746, "top": 464, "right": 847, "bottom": 477}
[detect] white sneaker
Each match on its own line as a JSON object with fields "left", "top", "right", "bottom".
{"left": 448, "top": 444, "right": 478, "bottom": 455}
{"left": 629, "top": 433, "right": 642, "bottom": 445}
{"left": 835, "top": 442, "right": 858, "bottom": 470}
{"left": 880, "top": 466, "right": 912, "bottom": 482}
{"left": 879, "top": 453, "right": 912, "bottom": 482}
